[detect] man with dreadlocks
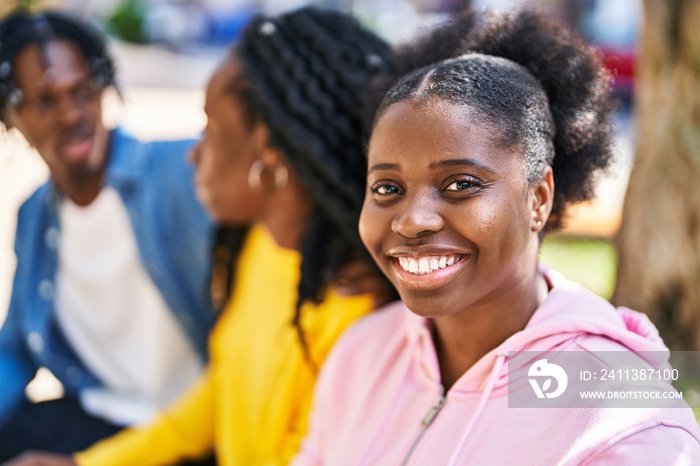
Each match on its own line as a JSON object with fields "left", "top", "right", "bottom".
{"left": 0, "top": 9, "right": 215, "bottom": 459}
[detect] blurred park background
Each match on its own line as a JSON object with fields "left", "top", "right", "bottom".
{"left": 2, "top": 0, "right": 698, "bottom": 408}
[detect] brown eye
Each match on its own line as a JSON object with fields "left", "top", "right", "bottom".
{"left": 369, "top": 182, "right": 402, "bottom": 204}
{"left": 445, "top": 178, "right": 481, "bottom": 192}
{"left": 373, "top": 185, "right": 399, "bottom": 195}
{"left": 73, "top": 83, "right": 96, "bottom": 104}
{"left": 33, "top": 95, "right": 54, "bottom": 111}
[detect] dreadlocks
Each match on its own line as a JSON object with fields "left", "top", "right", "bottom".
{"left": 0, "top": 8, "right": 116, "bottom": 125}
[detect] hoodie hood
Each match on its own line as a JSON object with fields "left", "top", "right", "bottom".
{"left": 402, "top": 266, "right": 677, "bottom": 466}
{"left": 404, "top": 265, "right": 670, "bottom": 395}
{"left": 507, "top": 267, "right": 667, "bottom": 354}
{"left": 293, "top": 266, "right": 700, "bottom": 466}
{"left": 292, "top": 266, "right": 700, "bottom": 466}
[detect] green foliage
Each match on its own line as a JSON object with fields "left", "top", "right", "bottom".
{"left": 1, "top": 0, "right": 46, "bottom": 14}
{"left": 540, "top": 236, "right": 617, "bottom": 299}
{"left": 106, "top": 0, "right": 146, "bottom": 44}
{"left": 18, "top": 0, "right": 39, "bottom": 8}
{"left": 539, "top": 240, "right": 700, "bottom": 429}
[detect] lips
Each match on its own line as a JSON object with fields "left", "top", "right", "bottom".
{"left": 60, "top": 137, "right": 94, "bottom": 162}
{"left": 387, "top": 248, "right": 470, "bottom": 291}
{"left": 57, "top": 127, "right": 95, "bottom": 164}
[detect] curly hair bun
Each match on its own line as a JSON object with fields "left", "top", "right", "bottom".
{"left": 378, "top": 9, "right": 615, "bottom": 231}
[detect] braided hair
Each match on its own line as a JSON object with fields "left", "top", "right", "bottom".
{"left": 211, "top": 7, "right": 395, "bottom": 360}
{"left": 376, "top": 9, "right": 615, "bottom": 231}
{"left": 0, "top": 8, "right": 117, "bottom": 125}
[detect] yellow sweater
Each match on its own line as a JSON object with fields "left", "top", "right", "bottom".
{"left": 75, "top": 224, "right": 373, "bottom": 466}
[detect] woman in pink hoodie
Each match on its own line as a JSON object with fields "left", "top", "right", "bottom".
{"left": 293, "top": 9, "right": 700, "bottom": 466}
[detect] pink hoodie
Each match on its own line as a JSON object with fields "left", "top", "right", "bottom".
{"left": 293, "top": 268, "right": 700, "bottom": 465}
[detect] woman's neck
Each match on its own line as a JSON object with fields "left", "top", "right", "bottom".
{"left": 259, "top": 178, "right": 312, "bottom": 251}
{"left": 432, "top": 271, "right": 549, "bottom": 390}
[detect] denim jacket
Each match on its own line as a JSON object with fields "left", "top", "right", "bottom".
{"left": 0, "top": 128, "right": 215, "bottom": 427}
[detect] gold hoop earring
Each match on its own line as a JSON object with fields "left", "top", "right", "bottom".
{"left": 248, "top": 160, "right": 289, "bottom": 192}
{"left": 273, "top": 164, "right": 289, "bottom": 191}
{"left": 248, "top": 160, "right": 265, "bottom": 192}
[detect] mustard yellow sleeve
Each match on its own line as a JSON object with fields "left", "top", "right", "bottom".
{"left": 255, "top": 370, "right": 315, "bottom": 466}
{"left": 273, "top": 376, "right": 316, "bottom": 466}
{"left": 268, "top": 292, "right": 373, "bottom": 466}
{"left": 74, "top": 369, "right": 216, "bottom": 466}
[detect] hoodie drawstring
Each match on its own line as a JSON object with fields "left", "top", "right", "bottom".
{"left": 447, "top": 352, "right": 508, "bottom": 466}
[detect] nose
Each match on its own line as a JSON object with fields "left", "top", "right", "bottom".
{"left": 56, "top": 95, "right": 82, "bottom": 127}
{"left": 391, "top": 193, "right": 444, "bottom": 239}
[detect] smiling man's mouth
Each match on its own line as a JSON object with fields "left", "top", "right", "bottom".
{"left": 60, "top": 135, "right": 94, "bottom": 161}
{"left": 58, "top": 124, "right": 97, "bottom": 164}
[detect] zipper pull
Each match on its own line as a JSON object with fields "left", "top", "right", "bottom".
{"left": 400, "top": 389, "right": 448, "bottom": 466}
{"left": 421, "top": 393, "right": 446, "bottom": 426}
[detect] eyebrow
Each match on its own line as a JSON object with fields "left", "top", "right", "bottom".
{"left": 429, "top": 158, "right": 497, "bottom": 174}
{"left": 367, "top": 163, "right": 400, "bottom": 174}
{"left": 23, "top": 74, "right": 92, "bottom": 97}
{"left": 368, "top": 158, "right": 497, "bottom": 174}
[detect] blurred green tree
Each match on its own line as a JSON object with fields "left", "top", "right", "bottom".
{"left": 1, "top": 0, "right": 48, "bottom": 16}
{"left": 614, "top": 0, "right": 700, "bottom": 349}
{"left": 18, "top": 0, "right": 38, "bottom": 8}
{"left": 106, "top": 0, "right": 146, "bottom": 44}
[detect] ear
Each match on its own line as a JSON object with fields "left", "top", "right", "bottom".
{"left": 530, "top": 166, "right": 554, "bottom": 233}
{"left": 254, "top": 123, "right": 286, "bottom": 168}
{"left": 253, "top": 123, "right": 290, "bottom": 192}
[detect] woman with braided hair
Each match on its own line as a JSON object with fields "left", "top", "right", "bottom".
{"left": 293, "top": 9, "right": 700, "bottom": 465}
{"left": 4, "top": 6, "right": 395, "bottom": 466}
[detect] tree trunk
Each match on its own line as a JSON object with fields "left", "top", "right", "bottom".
{"left": 613, "top": 0, "right": 700, "bottom": 350}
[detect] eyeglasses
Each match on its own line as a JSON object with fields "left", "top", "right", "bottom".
{"left": 12, "top": 78, "right": 103, "bottom": 123}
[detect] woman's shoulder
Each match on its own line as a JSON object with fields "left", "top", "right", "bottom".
{"left": 319, "top": 300, "right": 411, "bottom": 375}
{"left": 340, "top": 300, "right": 409, "bottom": 343}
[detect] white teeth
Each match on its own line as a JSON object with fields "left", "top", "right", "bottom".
{"left": 397, "top": 254, "right": 462, "bottom": 275}
{"left": 418, "top": 258, "right": 430, "bottom": 274}
{"left": 430, "top": 258, "right": 439, "bottom": 271}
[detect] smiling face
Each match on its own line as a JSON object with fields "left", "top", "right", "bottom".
{"left": 7, "top": 40, "right": 107, "bottom": 190}
{"left": 191, "top": 59, "right": 270, "bottom": 223}
{"left": 360, "top": 99, "right": 549, "bottom": 318}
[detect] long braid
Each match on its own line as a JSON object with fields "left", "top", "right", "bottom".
{"left": 210, "top": 225, "right": 249, "bottom": 313}
{"left": 214, "top": 7, "right": 395, "bottom": 363}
